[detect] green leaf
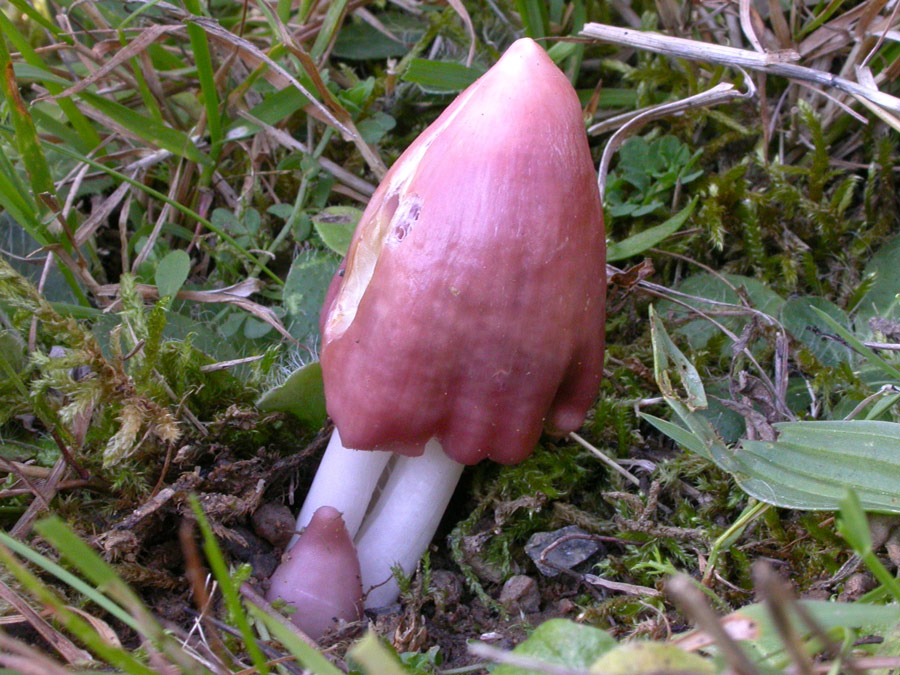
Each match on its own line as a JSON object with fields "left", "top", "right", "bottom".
{"left": 333, "top": 15, "right": 421, "bottom": 60}
{"left": 257, "top": 361, "right": 326, "bottom": 429}
{"left": 348, "top": 632, "right": 409, "bottom": 675}
{"left": 588, "top": 642, "right": 714, "bottom": 674}
{"left": 155, "top": 250, "right": 191, "bottom": 299}
{"left": 649, "top": 305, "right": 707, "bottom": 410}
{"left": 780, "top": 296, "right": 853, "bottom": 367}
{"left": 492, "top": 619, "right": 616, "bottom": 675}
{"left": 657, "top": 273, "right": 785, "bottom": 351}
{"left": 357, "top": 111, "right": 396, "bottom": 144}
{"left": 640, "top": 413, "right": 715, "bottom": 462}
{"left": 402, "top": 59, "right": 484, "bottom": 93}
{"left": 737, "top": 421, "right": 900, "bottom": 512}
{"left": 856, "top": 235, "right": 900, "bottom": 323}
{"left": 283, "top": 252, "right": 339, "bottom": 344}
{"left": 607, "top": 198, "right": 696, "bottom": 261}
{"left": 312, "top": 206, "right": 361, "bottom": 256}
{"left": 697, "top": 600, "right": 900, "bottom": 668}
{"left": 240, "top": 86, "right": 311, "bottom": 131}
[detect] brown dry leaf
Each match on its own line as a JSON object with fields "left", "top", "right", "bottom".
{"left": 188, "top": 17, "right": 351, "bottom": 136}
{"left": 75, "top": 180, "right": 133, "bottom": 248}
{"left": 799, "top": 4, "right": 871, "bottom": 58}
{"left": 65, "top": 607, "right": 123, "bottom": 649}
{"left": 44, "top": 24, "right": 181, "bottom": 101}
{"left": 97, "top": 278, "right": 299, "bottom": 346}
{"left": 10, "top": 458, "right": 68, "bottom": 539}
{"left": 0, "top": 580, "right": 92, "bottom": 664}
{"left": 674, "top": 612, "right": 760, "bottom": 651}
{"left": 279, "top": 40, "right": 387, "bottom": 177}
{"left": 610, "top": 259, "right": 656, "bottom": 291}
{"left": 0, "top": 632, "right": 72, "bottom": 675}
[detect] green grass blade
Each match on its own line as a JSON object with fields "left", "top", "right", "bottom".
{"left": 0, "top": 540, "right": 157, "bottom": 674}
{"left": 811, "top": 307, "right": 900, "bottom": 382}
{"left": 515, "top": 0, "right": 549, "bottom": 37}
{"left": 607, "top": 197, "right": 698, "bottom": 261}
{"left": 34, "top": 519, "right": 163, "bottom": 621}
{"left": 311, "top": 0, "right": 349, "bottom": 61}
{"left": 1, "top": 123, "right": 282, "bottom": 284}
{"left": 0, "top": 528, "right": 139, "bottom": 633}
{"left": 30, "top": 105, "right": 92, "bottom": 151}
{"left": 0, "top": 12, "right": 100, "bottom": 152}
{"left": 277, "top": 0, "right": 292, "bottom": 22}
{"left": 402, "top": 59, "right": 483, "bottom": 92}
{"left": 4, "top": 0, "right": 67, "bottom": 40}
{"left": 0, "top": 34, "right": 56, "bottom": 198}
{"left": 79, "top": 91, "right": 210, "bottom": 165}
{"left": 189, "top": 494, "right": 270, "bottom": 675}
{"left": 245, "top": 602, "right": 343, "bottom": 675}
{"left": 186, "top": 23, "right": 223, "bottom": 145}
{"left": 347, "top": 632, "right": 409, "bottom": 675}
{"left": 839, "top": 490, "right": 900, "bottom": 602}
{"left": 182, "top": 0, "right": 224, "bottom": 150}
{"left": 34, "top": 517, "right": 213, "bottom": 673}
{"left": 0, "top": 154, "right": 40, "bottom": 230}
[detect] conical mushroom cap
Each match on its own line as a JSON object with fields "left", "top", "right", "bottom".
{"left": 265, "top": 506, "right": 362, "bottom": 639}
{"left": 321, "top": 38, "right": 606, "bottom": 465}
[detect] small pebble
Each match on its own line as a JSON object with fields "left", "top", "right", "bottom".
{"left": 499, "top": 574, "right": 541, "bottom": 613}
{"left": 251, "top": 503, "right": 296, "bottom": 548}
{"left": 525, "top": 525, "right": 602, "bottom": 577}
{"left": 430, "top": 570, "right": 463, "bottom": 608}
{"left": 249, "top": 552, "right": 278, "bottom": 579}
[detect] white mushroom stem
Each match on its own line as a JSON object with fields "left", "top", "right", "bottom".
{"left": 294, "top": 432, "right": 465, "bottom": 608}
{"left": 290, "top": 429, "right": 391, "bottom": 547}
{"left": 353, "top": 438, "right": 465, "bottom": 608}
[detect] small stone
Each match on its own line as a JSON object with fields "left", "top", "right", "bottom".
{"left": 525, "top": 525, "right": 602, "bottom": 577}
{"left": 249, "top": 552, "right": 278, "bottom": 579}
{"left": 220, "top": 526, "right": 264, "bottom": 560}
{"left": 499, "top": 574, "right": 541, "bottom": 613}
{"left": 838, "top": 573, "right": 875, "bottom": 602}
{"left": 251, "top": 503, "right": 296, "bottom": 548}
{"left": 429, "top": 570, "right": 463, "bottom": 609}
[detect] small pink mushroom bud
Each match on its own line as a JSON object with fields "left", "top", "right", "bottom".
{"left": 293, "top": 37, "right": 606, "bottom": 609}
{"left": 265, "top": 506, "right": 362, "bottom": 639}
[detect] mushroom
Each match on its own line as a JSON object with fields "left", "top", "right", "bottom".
{"left": 279, "top": 37, "right": 606, "bottom": 610}
{"left": 265, "top": 505, "right": 363, "bottom": 639}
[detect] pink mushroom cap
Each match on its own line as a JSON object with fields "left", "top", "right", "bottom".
{"left": 265, "top": 506, "right": 363, "bottom": 639}
{"left": 319, "top": 38, "right": 606, "bottom": 465}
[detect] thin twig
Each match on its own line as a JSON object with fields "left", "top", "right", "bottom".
{"left": 579, "top": 23, "right": 900, "bottom": 115}
{"left": 595, "top": 82, "right": 754, "bottom": 199}
{"left": 569, "top": 432, "right": 641, "bottom": 486}
{"left": 667, "top": 574, "right": 759, "bottom": 675}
